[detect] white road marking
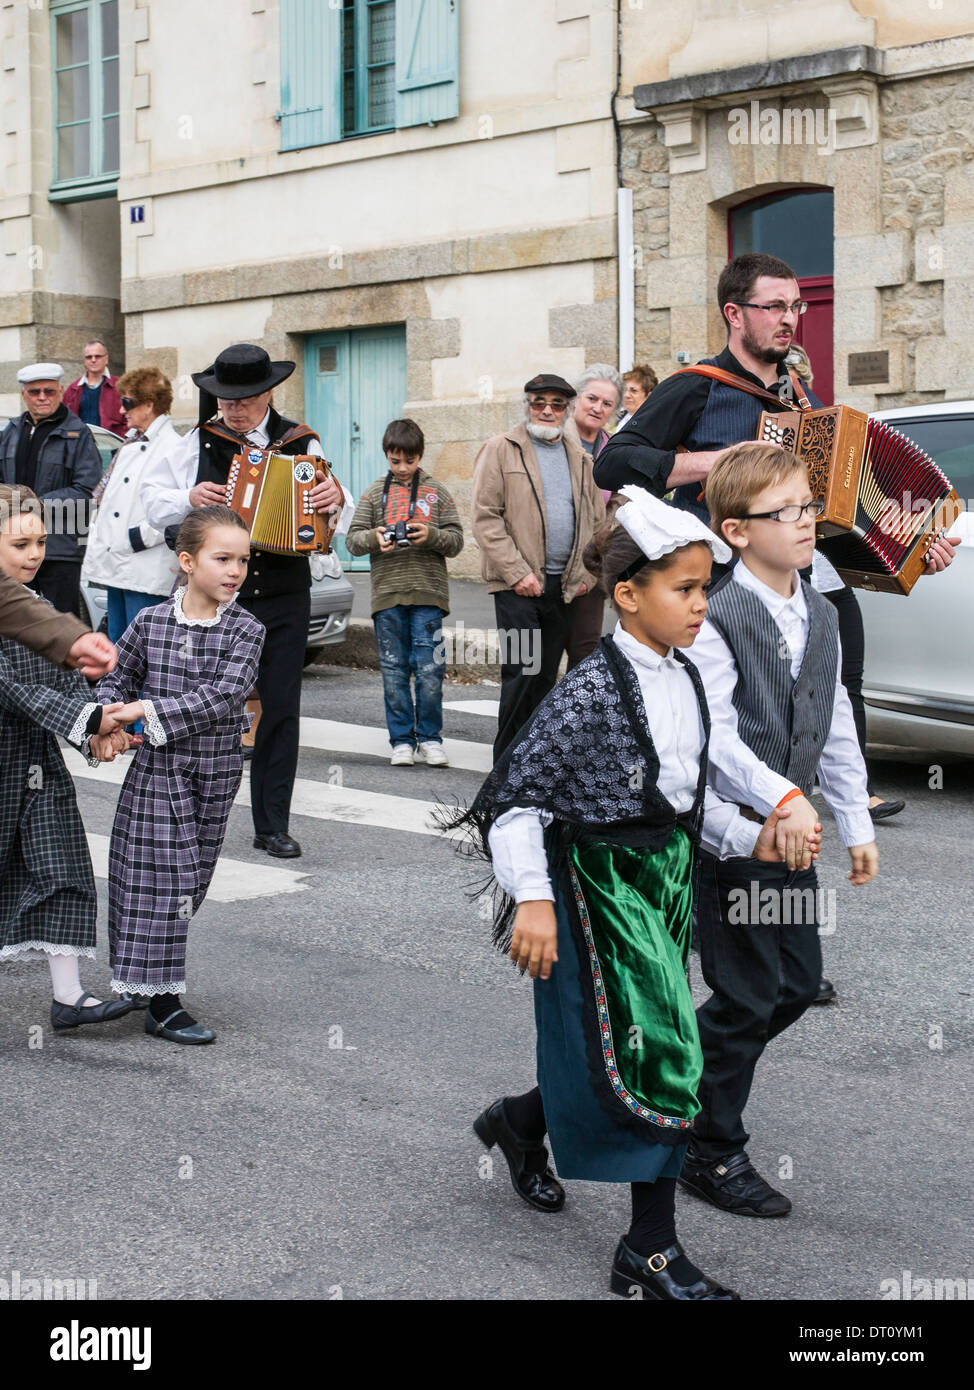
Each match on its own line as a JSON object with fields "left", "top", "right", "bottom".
{"left": 85, "top": 833, "right": 310, "bottom": 902}
{"left": 442, "top": 699, "right": 500, "bottom": 717}
{"left": 299, "top": 717, "right": 493, "bottom": 773}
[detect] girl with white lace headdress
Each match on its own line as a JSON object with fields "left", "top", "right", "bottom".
{"left": 0, "top": 484, "right": 133, "bottom": 1034}
{"left": 456, "top": 487, "right": 820, "bottom": 1301}
{"left": 95, "top": 505, "right": 265, "bottom": 1045}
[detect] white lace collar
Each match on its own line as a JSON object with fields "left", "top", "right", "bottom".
{"left": 172, "top": 585, "right": 237, "bottom": 628}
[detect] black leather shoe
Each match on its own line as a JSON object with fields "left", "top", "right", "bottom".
{"left": 144, "top": 1010, "right": 215, "bottom": 1045}
{"left": 50, "top": 993, "right": 134, "bottom": 1032}
{"left": 115, "top": 991, "right": 150, "bottom": 1010}
{"left": 679, "top": 1149, "right": 791, "bottom": 1217}
{"left": 611, "top": 1236, "right": 740, "bottom": 1300}
{"left": 812, "top": 977, "right": 837, "bottom": 1005}
{"left": 869, "top": 798, "right": 905, "bottom": 822}
{"left": 253, "top": 832, "right": 301, "bottom": 858}
{"left": 473, "top": 1098, "right": 565, "bottom": 1212}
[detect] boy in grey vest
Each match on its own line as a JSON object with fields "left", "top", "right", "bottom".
{"left": 680, "top": 442, "right": 877, "bottom": 1219}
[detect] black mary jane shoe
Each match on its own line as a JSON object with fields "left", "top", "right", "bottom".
{"left": 253, "top": 831, "right": 302, "bottom": 858}
{"left": 869, "top": 798, "right": 906, "bottom": 822}
{"left": 115, "top": 991, "right": 151, "bottom": 1011}
{"left": 144, "top": 1009, "right": 216, "bottom": 1045}
{"left": 473, "top": 1098, "right": 565, "bottom": 1213}
{"left": 611, "top": 1237, "right": 740, "bottom": 1300}
{"left": 679, "top": 1149, "right": 792, "bottom": 1217}
{"left": 50, "top": 993, "right": 135, "bottom": 1033}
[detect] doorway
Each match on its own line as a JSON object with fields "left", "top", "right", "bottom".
{"left": 304, "top": 325, "right": 407, "bottom": 568}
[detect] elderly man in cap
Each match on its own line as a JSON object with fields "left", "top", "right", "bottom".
{"left": 472, "top": 373, "right": 606, "bottom": 759}
{"left": 0, "top": 363, "right": 101, "bottom": 615}
{"left": 142, "top": 343, "right": 353, "bottom": 858}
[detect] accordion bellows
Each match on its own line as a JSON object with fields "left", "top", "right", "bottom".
{"left": 757, "top": 406, "right": 963, "bottom": 595}
{"left": 225, "top": 448, "right": 337, "bottom": 555}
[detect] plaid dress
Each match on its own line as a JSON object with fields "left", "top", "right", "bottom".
{"left": 0, "top": 596, "right": 101, "bottom": 961}
{"left": 95, "top": 591, "right": 265, "bottom": 995}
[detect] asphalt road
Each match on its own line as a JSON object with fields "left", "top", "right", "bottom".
{"left": 1, "top": 661, "right": 972, "bottom": 1301}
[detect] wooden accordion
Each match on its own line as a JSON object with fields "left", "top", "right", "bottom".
{"left": 225, "top": 448, "right": 337, "bottom": 555}
{"left": 756, "top": 406, "right": 962, "bottom": 594}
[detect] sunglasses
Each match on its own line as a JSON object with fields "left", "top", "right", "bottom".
{"left": 24, "top": 386, "right": 59, "bottom": 398}
{"left": 120, "top": 397, "right": 143, "bottom": 410}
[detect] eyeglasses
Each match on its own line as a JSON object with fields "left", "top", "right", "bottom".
{"left": 120, "top": 397, "right": 142, "bottom": 410}
{"left": 23, "top": 386, "right": 59, "bottom": 398}
{"left": 84, "top": 353, "right": 107, "bottom": 361}
{"left": 528, "top": 397, "right": 569, "bottom": 412}
{"left": 733, "top": 300, "right": 808, "bottom": 317}
{"left": 741, "top": 499, "right": 825, "bottom": 523}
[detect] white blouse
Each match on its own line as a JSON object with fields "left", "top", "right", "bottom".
{"left": 487, "top": 623, "right": 761, "bottom": 904}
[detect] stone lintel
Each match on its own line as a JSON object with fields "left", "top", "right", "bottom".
{"left": 634, "top": 46, "right": 884, "bottom": 112}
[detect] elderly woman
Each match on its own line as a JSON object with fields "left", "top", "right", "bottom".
{"left": 82, "top": 367, "right": 180, "bottom": 734}
{"left": 618, "top": 364, "right": 659, "bottom": 428}
{"left": 567, "top": 364, "right": 623, "bottom": 667}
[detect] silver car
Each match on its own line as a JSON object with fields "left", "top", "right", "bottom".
{"left": 857, "top": 401, "right": 974, "bottom": 755}
{"left": 0, "top": 418, "right": 353, "bottom": 661}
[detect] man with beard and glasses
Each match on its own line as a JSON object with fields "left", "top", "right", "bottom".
{"left": 472, "top": 374, "right": 605, "bottom": 760}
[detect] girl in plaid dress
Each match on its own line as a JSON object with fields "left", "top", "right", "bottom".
{"left": 0, "top": 485, "right": 133, "bottom": 1033}
{"left": 95, "top": 506, "right": 265, "bottom": 1045}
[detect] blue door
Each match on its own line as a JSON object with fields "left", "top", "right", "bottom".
{"left": 305, "top": 325, "right": 407, "bottom": 568}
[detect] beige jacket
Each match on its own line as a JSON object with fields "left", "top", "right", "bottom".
{"left": 0, "top": 570, "right": 87, "bottom": 666}
{"left": 471, "top": 423, "right": 606, "bottom": 599}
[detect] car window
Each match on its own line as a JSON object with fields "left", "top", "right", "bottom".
{"left": 889, "top": 416, "right": 974, "bottom": 501}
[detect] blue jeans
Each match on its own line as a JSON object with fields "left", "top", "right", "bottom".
{"left": 373, "top": 605, "right": 445, "bottom": 748}
{"left": 106, "top": 587, "right": 162, "bottom": 735}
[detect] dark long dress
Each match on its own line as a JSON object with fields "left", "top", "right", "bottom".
{"left": 0, "top": 594, "right": 100, "bottom": 961}
{"left": 94, "top": 591, "right": 265, "bottom": 995}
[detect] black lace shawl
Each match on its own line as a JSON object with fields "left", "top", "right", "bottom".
{"left": 446, "top": 635, "right": 710, "bottom": 950}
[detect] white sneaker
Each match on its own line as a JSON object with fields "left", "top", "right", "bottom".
{"left": 418, "top": 741, "right": 449, "bottom": 767}
{"left": 390, "top": 744, "right": 414, "bottom": 766}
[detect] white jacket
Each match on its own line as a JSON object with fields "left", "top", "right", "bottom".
{"left": 81, "top": 414, "right": 181, "bottom": 595}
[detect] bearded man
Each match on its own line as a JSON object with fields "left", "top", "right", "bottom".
{"left": 471, "top": 373, "right": 606, "bottom": 759}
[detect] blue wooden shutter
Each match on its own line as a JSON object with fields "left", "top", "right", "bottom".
{"left": 280, "top": 0, "right": 342, "bottom": 150}
{"left": 394, "top": 0, "right": 458, "bottom": 129}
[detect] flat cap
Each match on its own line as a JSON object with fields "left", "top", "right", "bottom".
{"left": 524, "top": 373, "right": 576, "bottom": 398}
{"left": 17, "top": 362, "right": 64, "bottom": 384}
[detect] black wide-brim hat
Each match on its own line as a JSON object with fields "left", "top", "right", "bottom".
{"left": 191, "top": 344, "right": 295, "bottom": 400}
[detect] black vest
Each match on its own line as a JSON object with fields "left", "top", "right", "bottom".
{"left": 195, "top": 409, "right": 317, "bottom": 600}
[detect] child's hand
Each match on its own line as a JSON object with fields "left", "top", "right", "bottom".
{"left": 406, "top": 521, "right": 429, "bottom": 546}
{"left": 848, "top": 842, "right": 878, "bottom": 885}
{"left": 754, "top": 804, "right": 822, "bottom": 866}
{"left": 98, "top": 702, "right": 126, "bottom": 734}
{"left": 375, "top": 527, "right": 396, "bottom": 553}
{"left": 509, "top": 900, "right": 559, "bottom": 980}
{"left": 773, "top": 794, "right": 822, "bottom": 869}
{"left": 90, "top": 733, "right": 120, "bottom": 762}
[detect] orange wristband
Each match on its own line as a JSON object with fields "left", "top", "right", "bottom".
{"left": 776, "top": 788, "right": 804, "bottom": 809}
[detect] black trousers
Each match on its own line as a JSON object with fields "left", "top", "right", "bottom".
{"left": 239, "top": 589, "right": 311, "bottom": 836}
{"left": 493, "top": 575, "right": 572, "bottom": 760}
{"left": 692, "top": 853, "right": 822, "bottom": 1162}
{"left": 824, "top": 585, "right": 871, "bottom": 791}
{"left": 566, "top": 586, "right": 605, "bottom": 671}
{"left": 32, "top": 559, "right": 81, "bottom": 618}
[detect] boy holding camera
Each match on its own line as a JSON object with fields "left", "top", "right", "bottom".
{"left": 346, "top": 419, "right": 464, "bottom": 766}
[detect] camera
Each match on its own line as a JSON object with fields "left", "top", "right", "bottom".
{"left": 383, "top": 520, "right": 413, "bottom": 549}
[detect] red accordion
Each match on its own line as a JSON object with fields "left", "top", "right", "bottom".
{"left": 756, "top": 406, "right": 963, "bottom": 595}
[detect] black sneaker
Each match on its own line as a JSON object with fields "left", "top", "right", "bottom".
{"left": 679, "top": 1149, "right": 791, "bottom": 1217}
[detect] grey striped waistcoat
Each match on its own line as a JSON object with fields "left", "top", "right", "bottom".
{"left": 705, "top": 577, "right": 839, "bottom": 796}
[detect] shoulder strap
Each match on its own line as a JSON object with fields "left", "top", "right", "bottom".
{"left": 271, "top": 422, "right": 321, "bottom": 449}
{"left": 674, "top": 364, "right": 801, "bottom": 412}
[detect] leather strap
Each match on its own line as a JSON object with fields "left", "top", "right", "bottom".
{"left": 674, "top": 364, "right": 802, "bottom": 412}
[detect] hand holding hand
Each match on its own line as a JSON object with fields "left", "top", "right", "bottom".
{"left": 513, "top": 573, "right": 543, "bottom": 598}
{"left": 67, "top": 632, "right": 117, "bottom": 679}
{"left": 848, "top": 841, "right": 878, "bottom": 885}
{"left": 509, "top": 900, "right": 559, "bottom": 980}
{"left": 773, "top": 794, "right": 822, "bottom": 870}
{"left": 97, "top": 702, "right": 126, "bottom": 734}
{"left": 189, "top": 481, "right": 227, "bottom": 508}
{"left": 754, "top": 803, "right": 822, "bottom": 864}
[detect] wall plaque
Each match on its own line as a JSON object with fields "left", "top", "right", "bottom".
{"left": 848, "top": 350, "right": 889, "bottom": 386}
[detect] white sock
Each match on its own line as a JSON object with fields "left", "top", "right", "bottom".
{"left": 48, "top": 954, "right": 101, "bottom": 1007}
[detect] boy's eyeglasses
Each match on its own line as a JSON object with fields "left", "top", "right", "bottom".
{"left": 733, "top": 300, "right": 808, "bottom": 317}
{"left": 741, "top": 499, "right": 825, "bottom": 523}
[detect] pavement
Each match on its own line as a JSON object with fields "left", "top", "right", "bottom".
{"left": 1, "top": 662, "right": 972, "bottom": 1301}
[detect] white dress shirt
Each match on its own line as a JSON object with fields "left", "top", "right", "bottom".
{"left": 142, "top": 409, "right": 355, "bottom": 536}
{"left": 487, "top": 623, "right": 762, "bottom": 904}
{"left": 688, "top": 560, "right": 873, "bottom": 848}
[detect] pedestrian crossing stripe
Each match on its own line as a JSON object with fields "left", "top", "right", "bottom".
{"left": 299, "top": 717, "right": 493, "bottom": 773}
{"left": 84, "top": 833, "right": 310, "bottom": 903}
{"left": 442, "top": 699, "right": 500, "bottom": 718}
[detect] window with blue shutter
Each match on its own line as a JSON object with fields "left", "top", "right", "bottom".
{"left": 280, "top": 0, "right": 458, "bottom": 150}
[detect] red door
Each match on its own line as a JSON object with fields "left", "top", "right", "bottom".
{"left": 794, "top": 275, "right": 833, "bottom": 405}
